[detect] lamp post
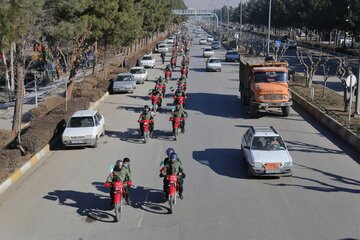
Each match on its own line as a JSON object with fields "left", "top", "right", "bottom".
{"left": 267, "top": 0, "right": 272, "bottom": 56}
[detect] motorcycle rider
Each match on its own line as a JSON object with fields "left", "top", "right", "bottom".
{"left": 170, "top": 104, "right": 188, "bottom": 133}
{"left": 160, "top": 153, "right": 185, "bottom": 199}
{"left": 138, "top": 105, "right": 155, "bottom": 137}
{"left": 174, "top": 87, "right": 187, "bottom": 107}
{"left": 160, "top": 52, "right": 166, "bottom": 64}
{"left": 150, "top": 87, "right": 163, "bottom": 108}
{"left": 105, "top": 159, "right": 133, "bottom": 205}
{"left": 156, "top": 77, "right": 166, "bottom": 96}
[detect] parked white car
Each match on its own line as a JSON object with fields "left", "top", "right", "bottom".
{"left": 112, "top": 73, "right": 136, "bottom": 93}
{"left": 206, "top": 57, "right": 222, "bottom": 72}
{"left": 62, "top": 110, "right": 105, "bottom": 148}
{"left": 203, "top": 47, "right": 214, "bottom": 58}
{"left": 241, "top": 126, "right": 293, "bottom": 177}
{"left": 129, "top": 66, "right": 148, "bottom": 84}
{"left": 140, "top": 55, "right": 156, "bottom": 68}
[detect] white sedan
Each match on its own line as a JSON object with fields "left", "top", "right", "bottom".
{"left": 62, "top": 110, "right": 105, "bottom": 148}
{"left": 206, "top": 57, "right": 222, "bottom": 72}
{"left": 199, "top": 38, "right": 207, "bottom": 45}
{"left": 203, "top": 47, "right": 214, "bottom": 58}
{"left": 140, "top": 55, "right": 156, "bottom": 68}
{"left": 129, "top": 66, "right": 148, "bottom": 84}
{"left": 241, "top": 126, "right": 293, "bottom": 177}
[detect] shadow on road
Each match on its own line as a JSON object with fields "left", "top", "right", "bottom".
{"left": 267, "top": 163, "right": 360, "bottom": 194}
{"left": 116, "top": 104, "right": 143, "bottom": 113}
{"left": 185, "top": 92, "right": 250, "bottom": 119}
{"left": 105, "top": 128, "right": 145, "bottom": 144}
{"left": 152, "top": 129, "right": 174, "bottom": 141}
{"left": 192, "top": 148, "right": 247, "bottom": 178}
{"left": 43, "top": 189, "right": 115, "bottom": 223}
{"left": 131, "top": 186, "right": 170, "bottom": 214}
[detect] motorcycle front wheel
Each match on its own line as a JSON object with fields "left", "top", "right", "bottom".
{"left": 169, "top": 195, "right": 175, "bottom": 214}
{"left": 144, "top": 131, "right": 149, "bottom": 143}
{"left": 114, "top": 202, "right": 122, "bottom": 222}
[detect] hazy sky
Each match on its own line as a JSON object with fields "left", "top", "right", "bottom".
{"left": 183, "top": 0, "right": 241, "bottom": 10}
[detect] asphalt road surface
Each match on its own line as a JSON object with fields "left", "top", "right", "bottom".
{"left": 0, "top": 31, "right": 359, "bottom": 240}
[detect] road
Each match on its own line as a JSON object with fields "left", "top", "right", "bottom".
{"left": 0, "top": 29, "right": 359, "bottom": 240}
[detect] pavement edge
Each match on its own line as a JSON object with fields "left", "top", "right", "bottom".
{"left": 291, "top": 90, "right": 360, "bottom": 153}
{"left": 0, "top": 92, "right": 110, "bottom": 196}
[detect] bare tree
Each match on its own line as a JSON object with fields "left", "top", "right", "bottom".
{"left": 321, "top": 64, "right": 331, "bottom": 98}
{"left": 296, "top": 50, "right": 328, "bottom": 88}
{"left": 336, "top": 58, "right": 352, "bottom": 111}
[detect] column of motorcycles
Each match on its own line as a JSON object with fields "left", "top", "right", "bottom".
{"left": 140, "top": 33, "right": 191, "bottom": 142}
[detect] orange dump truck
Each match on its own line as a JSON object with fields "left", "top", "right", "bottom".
{"left": 239, "top": 56, "right": 292, "bottom": 117}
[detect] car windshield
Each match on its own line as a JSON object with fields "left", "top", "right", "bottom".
{"left": 68, "top": 116, "right": 94, "bottom": 128}
{"left": 254, "top": 72, "right": 288, "bottom": 83}
{"left": 142, "top": 56, "right": 152, "bottom": 60}
{"left": 212, "top": 41, "right": 219, "bottom": 45}
{"left": 130, "top": 69, "right": 145, "bottom": 74}
{"left": 251, "top": 136, "right": 286, "bottom": 150}
{"left": 116, "top": 75, "right": 133, "bottom": 81}
{"left": 204, "top": 49, "right": 212, "bottom": 52}
{"left": 209, "top": 59, "right": 219, "bottom": 63}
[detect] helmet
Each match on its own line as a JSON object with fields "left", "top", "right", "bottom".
{"left": 166, "top": 148, "right": 174, "bottom": 156}
{"left": 143, "top": 105, "right": 149, "bottom": 113}
{"left": 169, "top": 152, "right": 177, "bottom": 162}
{"left": 115, "top": 160, "right": 123, "bottom": 168}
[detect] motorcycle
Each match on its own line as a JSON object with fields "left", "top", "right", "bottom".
{"left": 169, "top": 116, "right": 182, "bottom": 140}
{"left": 104, "top": 181, "right": 128, "bottom": 222}
{"left": 150, "top": 94, "right": 161, "bottom": 112}
{"left": 170, "top": 58, "right": 176, "bottom": 71}
{"left": 166, "top": 174, "right": 179, "bottom": 214}
{"left": 180, "top": 67, "right": 187, "bottom": 78}
{"left": 138, "top": 119, "right": 151, "bottom": 143}
{"left": 173, "top": 95, "right": 186, "bottom": 107}
{"left": 164, "top": 69, "right": 172, "bottom": 83}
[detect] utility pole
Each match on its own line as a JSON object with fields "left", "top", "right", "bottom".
{"left": 267, "top": 0, "right": 272, "bottom": 57}
{"left": 239, "top": 1, "right": 243, "bottom": 40}
{"left": 354, "top": 44, "right": 360, "bottom": 117}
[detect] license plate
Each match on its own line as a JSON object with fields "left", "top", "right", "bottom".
{"left": 264, "top": 163, "right": 280, "bottom": 170}
{"left": 71, "top": 140, "right": 84, "bottom": 144}
{"left": 266, "top": 169, "right": 281, "bottom": 174}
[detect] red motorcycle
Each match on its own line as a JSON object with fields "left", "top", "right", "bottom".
{"left": 138, "top": 119, "right": 151, "bottom": 143}
{"left": 104, "top": 181, "right": 128, "bottom": 222}
{"left": 173, "top": 95, "right": 186, "bottom": 107}
{"left": 169, "top": 116, "right": 182, "bottom": 140}
{"left": 170, "top": 58, "right": 176, "bottom": 70}
{"left": 149, "top": 94, "right": 161, "bottom": 112}
{"left": 164, "top": 70, "right": 172, "bottom": 83}
{"left": 180, "top": 67, "right": 187, "bottom": 78}
{"left": 167, "top": 174, "right": 179, "bottom": 213}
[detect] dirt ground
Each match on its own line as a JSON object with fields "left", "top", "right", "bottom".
{"left": 0, "top": 37, "right": 163, "bottom": 184}
{"left": 290, "top": 76, "right": 360, "bottom": 136}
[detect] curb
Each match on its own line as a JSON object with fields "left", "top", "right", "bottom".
{"left": 0, "top": 92, "right": 110, "bottom": 196}
{"left": 291, "top": 90, "right": 360, "bottom": 153}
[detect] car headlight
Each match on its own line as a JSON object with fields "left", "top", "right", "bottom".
{"left": 62, "top": 136, "right": 70, "bottom": 141}
{"left": 85, "top": 135, "right": 95, "bottom": 139}
{"left": 258, "top": 95, "right": 264, "bottom": 101}
{"left": 283, "top": 95, "right": 289, "bottom": 100}
{"left": 283, "top": 162, "right": 292, "bottom": 167}
{"left": 253, "top": 162, "right": 263, "bottom": 168}
{"left": 254, "top": 84, "right": 260, "bottom": 91}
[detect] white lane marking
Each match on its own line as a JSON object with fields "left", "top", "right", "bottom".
{"left": 137, "top": 145, "right": 163, "bottom": 228}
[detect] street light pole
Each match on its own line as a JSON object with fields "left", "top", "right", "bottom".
{"left": 267, "top": 0, "right": 272, "bottom": 57}
{"left": 239, "top": 1, "right": 243, "bottom": 39}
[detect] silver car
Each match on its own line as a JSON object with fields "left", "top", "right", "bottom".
{"left": 112, "top": 73, "right": 136, "bottom": 93}
{"left": 129, "top": 67, "right": 148, "bottom": 84}
{"left": 206, "top": 57, "right": 222, "bottom": 72}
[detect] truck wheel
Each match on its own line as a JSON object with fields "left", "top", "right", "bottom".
{"left": 250, "top": 103, "right": 258, "bottom": 117}
{"left": 282, "top": 106, "right": 290, "bottom": 117}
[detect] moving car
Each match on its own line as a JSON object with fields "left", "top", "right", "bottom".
{"left": 140, "top": 55, "right": 156, "bottom": 68}
{"left": 207, "top": 35, "right": 214, "bottom": 43}
{"left": 199, "top": 38, "right": 207, "bottom": 45}
{"left": 211, "top": 41, "right": 221, "bottom": 49}
{"left": 129, "top": 66, "right": 148, "bottom": 84}
{"left": 195, "top": 33, "right": 201, "bottom": 38}
{"left": 157, "top": 43, "right": 169, "bottom": 53}
{"left": 225, "top": 50, "right": 240, "bottom": 62}
{"left": 206, "top": 57, "right": 222, "bottom": 72}
{"left": 241, "top": 126, "right": 293, "bottom": 177}
{"left": 112, "top": 73, "right": 136, "bottom": 93}
{"left": 62, "top": 110, "right": 105, "bottom": 148}
{"left": 203, "top": 47, "right": 214, "bottom": 58}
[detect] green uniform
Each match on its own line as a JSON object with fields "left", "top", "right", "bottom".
{"left": 106, "top": 167, "right": 132, "bottom": 203}
{"left": 162, "top": 160, "right": 184, "bottom": 196}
